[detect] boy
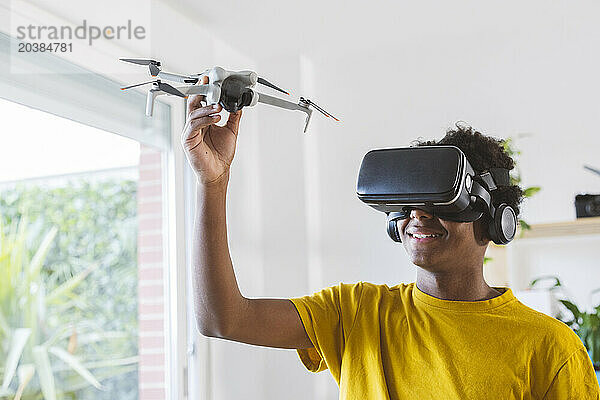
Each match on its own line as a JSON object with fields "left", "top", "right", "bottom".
{"left": 181, "top": 76, "right": 600, "bottom": 399}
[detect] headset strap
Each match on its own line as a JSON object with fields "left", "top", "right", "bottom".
{"left": 488, "top": 168, "right": 510, "bottom": 186}
{"left": 470, "top": 180, "right": 497, "bottom": 218}
{"left": 477, "top": 168, "right": 510, "bottom": 192}
{"left": 471, "top": 180, "right": 491, "bottom": 209}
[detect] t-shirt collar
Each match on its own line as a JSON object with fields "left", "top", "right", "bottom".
{"left": 412, "top": 282, "right": 516, "bottom": 312}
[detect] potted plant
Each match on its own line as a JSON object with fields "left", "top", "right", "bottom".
{"left": 529, "top": 276, "right": 600, "bottom": 372}
{"left": 501, "top": 136, "right": 541, "bottom": 235}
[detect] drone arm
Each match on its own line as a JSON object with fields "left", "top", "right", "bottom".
{"left": 255, "top": 92, "right": 313, "bottom": 133}
{"left": 143, "top": 84, "right": 222, "bottom": 117}
{"left": 180, "top": 84, "right": 211, "bottom": 96}
{"left": 178, "top": 84, "right": 221, "bottom": 105}
{"left": 145, "top": 89, "right": 161, "bottom": 117}
{"left": 303, "top": 109, "right": 313, "bottom": 133}
{"left": 256, "top": 92, "right": 307, "bottom": 112}
{"left": 157, "top": 71, "right": 196, "bottom": 84}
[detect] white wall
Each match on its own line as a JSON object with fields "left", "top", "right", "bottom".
{"left": 3, "top": 0, "right": 600, "bottom": 398}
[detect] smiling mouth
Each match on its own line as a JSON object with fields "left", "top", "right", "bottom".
{"left": 407, "top": 232, "right": 444, "bottom": 242}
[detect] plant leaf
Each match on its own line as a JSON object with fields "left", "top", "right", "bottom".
{"left": 46, "top": 262, "right": 100, "bottom": 305}
{"left": 529, "top": 275, "right": 561, "bottom": 288}
{"left": 27, "top": 226, "right": 58, "bottom": 281}
{"left": 559, "top": 299, "right": 582, "bottom": 321}
{"left": 0, "top": 307, "right": 9, "bottom": 336}
{"left": 591, "top": 288, "right": 600, "bottom": 309}
{"left": 32, "top": 346, "right": 57, "bottom": 400}
{"left": 61, "top": 364, "right": 137, "bottom": 393}
{"left": 523, "top": 186, "right": 542, "bottom": 197}
{"left": 519, "top": 220, "right": 531, "bottom": 231}
{"left": 82, "top": 355, "right": 139, "bottom": 370}
{"left": 48, "top": 346, "right": 104, "bottom": 390}
{"left": 76, "top": 331, "right": 129, "bottom": 345}
{"left": 14, "top": 364, "right": 35, "bottom": 400}
{"left": 1, "top": 328, "right": 31, "bottom": 390}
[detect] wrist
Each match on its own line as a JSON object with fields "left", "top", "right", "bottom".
{"left": 197, "top": 170, "right": 230, "bottom": 191}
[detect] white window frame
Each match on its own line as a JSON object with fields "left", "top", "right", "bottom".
{"left": 164, "top": 100, "right": 191, "bottom": 400}
{"left": 171, "top": 100, "right": 213, "bottom": 400}
{"left": 0, "top": 30, "right": 191, "bottom": 400}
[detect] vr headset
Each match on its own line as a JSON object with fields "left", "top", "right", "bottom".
{"left": 356, "top": 145, "right": 517, "bottom": 245}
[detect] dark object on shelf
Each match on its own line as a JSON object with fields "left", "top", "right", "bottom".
{"left": 575, "top": 194, "right": 600, "bottom": 218}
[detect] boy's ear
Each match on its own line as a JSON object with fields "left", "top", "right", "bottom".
{"left": 472, "top": 217, "right": 491, "bottom": 246}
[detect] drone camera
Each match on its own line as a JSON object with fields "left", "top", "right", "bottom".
{"left": 219, "top": 77, "right": 255, "bottom": 112}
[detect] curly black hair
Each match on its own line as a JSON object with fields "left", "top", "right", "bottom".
{"left": 411, "top": 122, "right": 525, "bottom": 219}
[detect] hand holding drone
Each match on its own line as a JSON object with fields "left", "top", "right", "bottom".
{"left": 119, "top": 58, "right": 339, "bottom": 133}
{"left": 180, "top": 75, "right": 242, "bottom": 186}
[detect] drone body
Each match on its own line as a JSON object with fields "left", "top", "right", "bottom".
{"left": 119, "top": 58, "right": 338, "bottom": 133}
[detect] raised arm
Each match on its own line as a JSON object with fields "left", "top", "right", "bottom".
{"left": 183, "top": 76, "right": 313, "bottom": 349}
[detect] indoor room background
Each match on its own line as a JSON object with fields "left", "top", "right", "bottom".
{"left": 1, "top": 0, "right": 599, "bottom": 399}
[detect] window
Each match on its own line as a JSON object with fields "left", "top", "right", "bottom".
{"left": 0, "top": 31, "right": 183, "bottom": 400}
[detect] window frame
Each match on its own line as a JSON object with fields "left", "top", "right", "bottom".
{"left": 0, "top": 31, "right": 191, "bottom": 400}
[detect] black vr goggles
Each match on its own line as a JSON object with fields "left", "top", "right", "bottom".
{"left": 356, "top": 146, "right": 517, "bottom": 245}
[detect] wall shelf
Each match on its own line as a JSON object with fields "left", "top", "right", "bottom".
{"left": 517, "top": 216, "right": 600, "bottom": 239}
{"left": 484, "top": 217, "right": 600, "bottom": 287}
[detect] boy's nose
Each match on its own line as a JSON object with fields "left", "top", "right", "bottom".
{"left": 410, "top": 208, "right": 434, "bottom": 220}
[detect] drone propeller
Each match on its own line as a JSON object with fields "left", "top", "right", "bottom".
{"left": 120, "top": 79, "right": 188, "bottom": 98}
{"left": 156, "top": 81, "right": 187, "bottom": 98}
{"left": 120, "top": 80, "right": 156, "bottom": 90}
{"left": 299, "top": 97, "right": 339, "bottom": 121}
{"left": 584, "top": 165, "right": 600, "bottom": 177}
{"left": 119, "top": 58, "right": 160, "bottom": 66}
{"left": 119, "top": 58, "right": 161, "bottom": 76}
{"left": 257, "top": 77, "right": 289, "bottom": 95}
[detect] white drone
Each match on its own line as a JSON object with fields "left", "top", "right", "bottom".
{"left": 119, "top": 58, "right": 339, "bottom": 133}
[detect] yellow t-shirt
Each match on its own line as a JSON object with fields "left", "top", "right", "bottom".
{"left": 289, "top": 281, "right": 600, "bottom": 399}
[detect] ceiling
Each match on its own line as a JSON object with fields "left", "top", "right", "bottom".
{"left": 163, "top": 0, "right": 571, "bottom": 59}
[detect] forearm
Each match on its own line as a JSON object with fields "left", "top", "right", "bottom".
{"left": 192, "top": 174, "right": 246, "bottom": 337}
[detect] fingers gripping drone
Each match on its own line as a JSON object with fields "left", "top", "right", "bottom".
{"left": 119, "top": 58, "right": 339, "bottom": 133}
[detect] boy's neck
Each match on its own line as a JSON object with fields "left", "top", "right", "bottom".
{"left": 415, "top": 269, "right": 502, "bottom": 301}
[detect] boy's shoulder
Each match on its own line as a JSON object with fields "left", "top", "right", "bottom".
{"left": 509, "top": 297, "right": 586, "bottom": 353}
{"left": 358, "top": 280, "right": 413, "bottom": 293}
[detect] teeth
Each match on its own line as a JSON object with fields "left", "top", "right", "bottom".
{"left": 412, "top": 233, "right": 440, "bottom": 239}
